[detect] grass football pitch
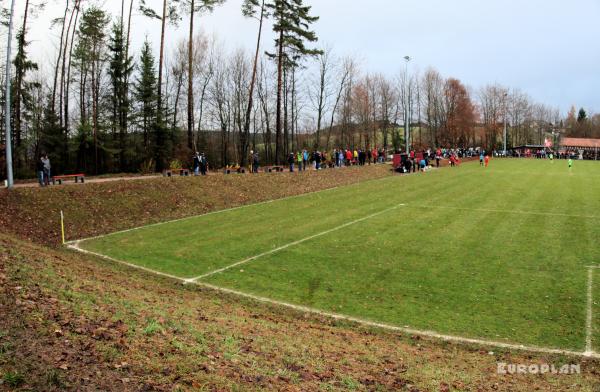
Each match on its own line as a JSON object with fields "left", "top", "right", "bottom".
{"left": 76, "top": 159, "right": 600, "bottom": 353}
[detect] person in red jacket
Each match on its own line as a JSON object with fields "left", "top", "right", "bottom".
{"left": 484, "top": 155, "right": 490, "bottom": 167}
{"left": 345, "top": 149, "right": 353, "bottom": 165}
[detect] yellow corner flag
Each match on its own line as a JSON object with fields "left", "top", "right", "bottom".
{"left": 60, "top": 210, "right": 65, "bottom": 245}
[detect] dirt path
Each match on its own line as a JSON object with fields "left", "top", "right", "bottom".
{"left": 12, "top": 174, "right": 163, "bottom": 188}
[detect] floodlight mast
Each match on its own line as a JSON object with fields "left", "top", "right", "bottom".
{"left": 404, "top": 56, "right": 411, "bottom": 154}
{"left": 503, "top": 92, "right": 508, "bottom": 156}
{"left": 4, "top": 0, "right": 16, "bottom": 189}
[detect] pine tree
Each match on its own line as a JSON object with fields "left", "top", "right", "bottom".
{"left": 74, "top": 7, "right": 109, "bottom": 174}
{"left": 108, "top": 21, "right": 134, "bottom": 171}
{"left": 40, "top": 98, "right": 65, "bottom": 174}
{"left": 13, "top": 0, "right": 45, "bottom": 170}
{"left": 139, "top": 0, "right": 180, "bottom": 171}
{"left": 134, "top": 40, "right": 158, "bottom": 164}
{"left": 12, "top": 28, "right": 39, "bottom": 169}
{"left": 577, "top": 108, "right": 587, "bottom": 123}
{"left": 266, "top": 0, "right": 321, "bottom": 163}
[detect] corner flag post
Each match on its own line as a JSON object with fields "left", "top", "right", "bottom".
{"left": 60, "top": 210, "right": 65, "bottom": 245}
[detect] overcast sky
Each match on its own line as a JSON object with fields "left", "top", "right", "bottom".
{"left": 16, "top": 0, "right": 600, "bottom": 113}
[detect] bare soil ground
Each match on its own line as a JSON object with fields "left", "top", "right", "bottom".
{"left": 1, "top": 164, "right": 599, "bottom": 391}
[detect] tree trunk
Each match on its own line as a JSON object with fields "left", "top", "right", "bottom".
{"left": 316, "top": 58, "right": 326, "bottom": 149}
{"left": 283, "top": 66, "right": 289, "bottom": 157}
{"left": 173, "top": 71, "right": 183, "bottom": 130}
{"left": 125, "top": 0, "right": 134, "bottom": 82}
{"left": 52, "top": 0, "right": 69, "bottom": 113}
{"left": 59, "top": 0, "right": 78, "bottom": 129}
{"left": 14, "top": 0, "right": 31, "bottom": 165}
{"left": 187, "top": 0, "right": 195, "bottom": 151}
{"left": 64, "top": 0, "right": 81, "bottom": 169}
{"left": 275, "top": 29, "right": 284, "bottom": 164}
{"left": 157, "top": 0, "right": 167, "bottom": 115}
{"left": 155, "top": 0, "right": 168, "bottom": 172}
{"left": 79, "top": 66, "right": 85, "bottom": 125}
{"left": 91, "top": 52, "right": 98, "bottom": 174}
{"left": 195, "top": 73, "right": 211, "bottom": 150}
{"left": 242, "top": 0, "right": 265, "bottom": 166}
{"left": 291, "top": 68, "right": 296, "bottom": 152}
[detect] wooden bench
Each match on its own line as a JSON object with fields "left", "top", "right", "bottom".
{"left": 52, "top": 174, "right": 85, "bottom": 185}
{"left": 264, "top": 166, "right": 284, "bottom": 173}
{"left": 223, "top": 167, "right": 247, "bottom": 174}
{"left": 163, "top": 168, "right": 190, "bottom": 177}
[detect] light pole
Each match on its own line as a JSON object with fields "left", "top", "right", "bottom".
{"left": 503, "top": 92, "right": 508, "bottom": 157}
{"left": 404, "top": 56, "right": 411, "bottom": 154}
{"left": 4, "top": 0, "right": 16, "bottom": 188}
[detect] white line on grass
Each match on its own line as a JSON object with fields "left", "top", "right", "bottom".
{"left": 585, "top": 267, "right": 595, "bottom": 355}
{"left": 413, "top": 204, "right": 599, "bottom": 219}
{"left": 64, "top": 241, "right": 600, "bottom": 359}
{"left": 185, "top": 203, "right": 407, "bottom": 283}
{"left": 67, "top": 241, "right": 184, "bottom": 282}
{"left": 67, "top": 174, "right": 400, "bottom": 245}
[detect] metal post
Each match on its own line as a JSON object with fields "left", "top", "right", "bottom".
{"left": 503, "top": 119, "right": 507, "bottom": 156}
{"left": 503, "top": 92, "right": 508, "bottom": 157}
{"left": 4, "top": 0, "right": 16, "bottom": 189}
{"left": 404, "top": 56, "right": 411, "bottom": 154}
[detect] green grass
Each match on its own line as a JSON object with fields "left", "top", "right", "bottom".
{"left": 80, "top": 159, "right": 600, "bottom": 351}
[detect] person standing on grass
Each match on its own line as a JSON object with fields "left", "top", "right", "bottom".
{"left": 193, "top": 152, "right": 201, "bottom": 176}
{"left": 297, "top": 151, "right": 303, "bottom": 171}
{"left": 42, "top": 154, "right": 51, "bottom": 186}
{"left": 484, "top": 155, "right": 490, "bottom": 168}
{"left": 252, "top": 151, "right": 260, "bottom": 173}
{"left": 404, "top": 156, "right": 412, "bottom": 173}
{"left": 37, "top": 155, "right": 46, "bottom": 187}
{"left": 199, "top": 153, "right": 208, "bottom": 175}
{"left": 303, "top": 150, "right": 309, "bottom": 171}
{"left": 568, "top": 158, "right": 573, "bottom": 169}
{"left": 480, "top": 152, "right": 485, "bottom": 166}
{"left": 288, "top": 153, "right": 295, "bottom": 172}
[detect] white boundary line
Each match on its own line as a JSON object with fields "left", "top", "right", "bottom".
{"left": 67, "top": 174, "right": 400, "bottom": 245}
{"left": 412, "top": 204, "right": 600, "bottom": 219}
{"left": 65, "top": 241, "right": 600, "bottom": 359}
{"left": 185, "top": 203, "right": 406, "bottom": 283}
{"left": 585, "top": 267, "right": 595, "bottom": 355}
{"left": 65, "top": 176, "right": 600, "bottom": 359}
{"left": 67, "top": 241, "right": 184, "bottom": 281}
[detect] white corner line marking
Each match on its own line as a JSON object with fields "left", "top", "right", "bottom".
{"left": 66, "top": 241, "right": 184, "bottom": 282}
{"left": 585, "top": 266, "right": 595, "bottom": 356}
{"left": 68, "top": 239, "right": 600, "bottom": 359}
{"left": 184, "top": 203, "right": 407, "bottom": 283}
{"left": 65, "top": 241, "right": 600, "bottom": 359}
{"left": 66, "top": 174, "right": 401, "bottom": 246}
{"left": 192, "top": 281, "right": 600, "bottom": 360}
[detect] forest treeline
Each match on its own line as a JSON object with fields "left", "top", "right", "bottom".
{"left": 1, "top": 0, "right": 599, "bottom": 179}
